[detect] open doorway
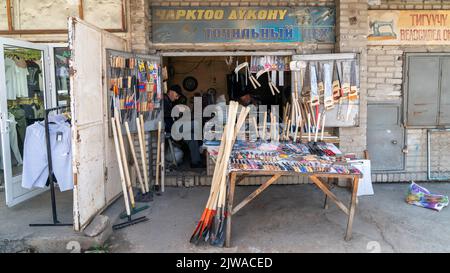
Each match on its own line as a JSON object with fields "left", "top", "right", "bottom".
{"left": 162, "top": 55, "right": 292, "bottom": 177}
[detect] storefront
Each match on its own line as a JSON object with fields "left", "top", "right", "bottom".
{"left": 0, "top": 0, "right": 449, "bottom": 234}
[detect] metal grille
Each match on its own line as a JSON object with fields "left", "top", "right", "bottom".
{"left": 428, "top": 129, "right": 450, "bottom": 181}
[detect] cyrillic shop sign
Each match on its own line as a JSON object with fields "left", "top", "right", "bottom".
{"left": 152, "top": 7, "right": 335, "bottom": 44}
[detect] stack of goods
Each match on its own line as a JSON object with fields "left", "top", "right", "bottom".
{"left": 109, "top": 55, "right": 162, "bottom": 124}
{"left": 228, "top": 141, "right": 361, "bottom": 175}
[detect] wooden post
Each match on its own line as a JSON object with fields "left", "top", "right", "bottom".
{"left": 156, "top": 121, "right": 162, "bottom": 187}
{"left": 6, "top": 0, "right": 13, "bottom": 31}
{"left": 226, "top": 172, "right": 237, "bottom": 248}
{"left": 345, "top": 176, "right": 359, "bottom": 241}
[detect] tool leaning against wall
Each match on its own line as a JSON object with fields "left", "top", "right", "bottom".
{"left": 108, "top": 51, "right": 165, "bottom": 228}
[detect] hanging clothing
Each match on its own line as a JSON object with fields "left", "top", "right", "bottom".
{"left": 0, "top": 113, "right": 23, "bottom": 169}
{"left": 5, "top": 57, "right": 30, "bottom": 100}
{"left": 26, "top": 60, "right": 42, "bottom": 97}
{"left": 57, "top": 66, "right": 69, "bottom": 91}
{"left": 20, "top": 104, "right": 36, "bottom": 123}
{"left": 9, "top": 107, "right": 27, "bottom": 154}
{"left": 21, "top": 118, "right": 73, "bottom": 192}
{"left": 5, "top": 58, "right": 17, "bottom": 100}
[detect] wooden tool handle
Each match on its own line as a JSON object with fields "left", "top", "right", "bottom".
{"left": 156, "top": 121, "right": 162, "bottom": 187}
{"left": 125, "top": 122, "right": 146, "bottom": 194}
{"left": 115, "top": 114, "right": 135, "bottom": 207}
{"left": 136, "top": 116, "right": 149, "bottom": 193}
{"left": 111, "top": 117, "right": 131, "bottom": 216}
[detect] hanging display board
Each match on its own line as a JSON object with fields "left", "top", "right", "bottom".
{"left": 152, "top": 6, "right": 335, "bottom": 44}
{"left": 368, "top": 10, "right": 450, "bottom": 45}
{"left": 106, "top": 50, "right": 163, "bottom": 134}
{"left": 291, "top": 53, "right": 360, "bottom": 128}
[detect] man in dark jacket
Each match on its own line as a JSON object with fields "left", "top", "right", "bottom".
{"left": 164, "top": 85, "right": 203, "bottom": 168}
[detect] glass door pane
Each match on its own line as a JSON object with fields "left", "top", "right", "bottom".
{"left": 0, "top": 38, "right": 49, "bottom": 207}
{"left": 53, "top": 47, "right": 71, "bottom": 108}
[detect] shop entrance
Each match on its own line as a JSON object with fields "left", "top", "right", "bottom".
{"left": 161, "top": 53, "right": 293, "bottom": 178}
{"left": 0, "top": 37, "right": 70, "bottom": 207}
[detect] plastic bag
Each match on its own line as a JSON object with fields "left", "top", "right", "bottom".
{"left": 406, "top": 182, "right": 449, "bottom": 212}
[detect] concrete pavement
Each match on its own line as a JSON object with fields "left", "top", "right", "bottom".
{"left": 108, "top": 182, "right": 450, "bottom": 253}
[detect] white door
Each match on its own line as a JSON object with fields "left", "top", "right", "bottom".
{"left": 0, "top": 38, "right": 51, "bottom": 207}
{"left": 69, "top": 17, "right": 128, "bottom": 231}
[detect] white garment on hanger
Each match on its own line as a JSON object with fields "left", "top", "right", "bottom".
{"left": 4, "top": 57, "right": 29, "bottom": 99}
{"left": 21, "top": 118, "right": 73, "bottom": 192}
{"left": 0, "top": 113, "right": 23, "bottom": 169}
{"left": 5, "top": 58, "right": 17, "bottom": 100}
{"left": 16, "top": 64, "right": 29, "bottom": 98}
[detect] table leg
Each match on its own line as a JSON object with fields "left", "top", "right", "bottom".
{"left": 226, "top": 172, "right": 237, "bottom": 248}
{"left": 323, "top": 178, "right": 330, "bottom": 210}
{"left": 345, "top": 176, "right": 359, "bottom": 241}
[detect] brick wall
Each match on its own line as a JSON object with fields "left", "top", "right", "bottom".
{"left": 335, "top": 0, "right": 368, "bottom": 158}
{"left": 366, "top": 0, "right": 450, "bottom": 182}
{"left": 369, "top": 0, "right": 450, "bottom": 10}
{"left": 130, "top": 0, "right": 151, "bottom": 53}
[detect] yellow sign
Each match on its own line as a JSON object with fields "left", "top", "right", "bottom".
{"left": 368, "top": 10, "right": 450, "bottom": 45}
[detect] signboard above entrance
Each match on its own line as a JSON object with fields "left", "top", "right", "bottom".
{"left": 151, "top": 7, "right": 335, "bottom": 44}
{"left": 368, "top": 10, "right": 450, "bottom": 45}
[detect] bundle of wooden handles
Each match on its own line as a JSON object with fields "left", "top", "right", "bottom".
{"left": 111, "top": 112, "right": 164, "bottom": 216}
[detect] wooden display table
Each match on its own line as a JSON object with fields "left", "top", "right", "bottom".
{"left": 225, "top": 170, "right": 362, "bottom": 247}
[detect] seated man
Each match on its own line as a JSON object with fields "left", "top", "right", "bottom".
{"left": 164, "top": 85, "right": 204, "bottom": 168}
{"left": 238, "top": 93, "right": 260, "bottom": 107}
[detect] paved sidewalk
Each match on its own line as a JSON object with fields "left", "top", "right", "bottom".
{"left": 108, "top": 183, "right": 450, "bottom": 253}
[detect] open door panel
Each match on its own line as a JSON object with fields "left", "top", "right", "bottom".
{"left": 69, "top": 17, "right": 128, "bottom": 231}
{"left": 0, "top": 37, "right": 51, "bottom": 207}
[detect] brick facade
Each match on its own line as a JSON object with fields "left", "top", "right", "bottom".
{"left": 366, "top": 0, "right": 450, "bottom": 182}
{"left": 2, "top": 0, "right": 449, "bottom": 183}
{"left": 335, "top": 0, "right": 368, "bottom": 158}
{"left": 369, "top": 0, "right": 450, "bottom": 10}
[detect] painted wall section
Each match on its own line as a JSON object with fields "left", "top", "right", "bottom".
{"left": 84, "top": 0, "right": 124, "bottom": 29}
{"left": 0, "top": 0, "right": 8, "bottom": 30}
{"left": 12, "top": 0, "right": 79, "bottom": 30}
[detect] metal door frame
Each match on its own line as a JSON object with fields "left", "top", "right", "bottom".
{"left": 367, "top": 101, "right": 406, "bottom": 173}
{"left": 404, "top": 52, "right": 450, "bottom": 129}
{"left": 48, "top": 43, "right": 69, "bottom": 108}
{"left": 0, "top": 37, "right": 52, "bottom": 207}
